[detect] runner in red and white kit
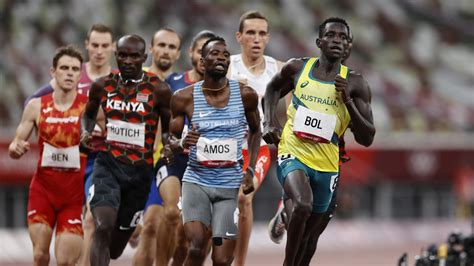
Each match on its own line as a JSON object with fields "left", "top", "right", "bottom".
{"left": 81, "top": 34, "right": 172, "bottom": 266}
{"left": 23, "top": 24, "right": 115, "bottom": 266}
{"left": 227, "top": 11, "right": 286, "bottom": 265}
{"left": 9, "top": 46, "right": 87, "bottom": 266}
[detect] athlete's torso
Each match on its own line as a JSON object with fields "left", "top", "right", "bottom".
{"left": 100, "top": 71, "right": 160, "bottom": 165}
{"left": 279, "top": 57, "right": 351, "bottom": 172}
{"left": 166, "top": 71, "right": 194, "bottom": 93}
{"left": 77, "top": 64, "right": 94, "bottom": 96}
{"left": 36, "top": 93, "right": 88, "bottom": 183}
{"left": 184, "top": 80, "right": 247, "bottom": 188}
{"left": 229, "top": 54, "right": 278, "bottom": 146}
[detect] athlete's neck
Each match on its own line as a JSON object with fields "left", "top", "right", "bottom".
{"left": 149, "top": 64, "right": 171, "bottom": 81}
{"left": 202, "top": 77, "right": 228, "bottom": 96}
{"left": 241, "top": 53, "right": 266, "bottom": 75}
{"left": 49, "top": 79, "right": 60, "bottom": 90}
{"left": 52, "top": 88, "right": 77, "bottom": 111}
{"left": 86, "top": 62, "right": 111, "bottom": 81}
{"left": 318, "top": 54, "right": 341, "bottom": 74}
{"left": 187, "top": 69, "right": 203, "bottom": 83}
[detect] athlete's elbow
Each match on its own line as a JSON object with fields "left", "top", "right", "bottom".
{"left": 355, "top": 130, "right": 375, "bottom": 147}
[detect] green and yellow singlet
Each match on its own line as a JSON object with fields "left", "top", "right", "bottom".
{"left": 279, "top": 57, "right": 351, "bottom": 172}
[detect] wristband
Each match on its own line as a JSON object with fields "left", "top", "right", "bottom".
{"left": 344, "top": 98, "right": 354, "bottom": 104}
{"left": 179, "top": 138, "right": 185, "bottom": 149}
{"left": 246, "top": 166, "right": 255, "bottom": 176}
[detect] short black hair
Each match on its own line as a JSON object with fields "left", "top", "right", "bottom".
{"left": 191, "top": 30, "right": 216, "bottom": 50}
{"left": 52, "top": 45, "right": 83, "bottom": 68}
{"left": 117, "top": 34, "right": 146, "bottom": 54}
{"left": 318, "top": 17, "right": 350, "bottom": 38}
{"left": 201, "top": 36, "right": 226, "bottom": 57}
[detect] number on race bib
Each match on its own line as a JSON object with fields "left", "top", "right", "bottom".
{"left": 129, "top": 210, "right": 144, "bottom": 227}
{"left": 155, "top": 165, "right": 168, "bottom": 187}
{"left": 330, "top": 174, "right": 339, "bottom": 192}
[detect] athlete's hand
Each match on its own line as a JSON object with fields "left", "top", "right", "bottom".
{"left": 161, "top": 144, "right": 174, "bottom": 165}
{"left": 128, "top": 224, "right": 141, "bottom": 248}
{"left": 262, "top": 121, "right": 281, "bottom": 146}
{"left": 335, "top": 74, "right": 351, "bottom": 103}
{"left": 183, "top": 124, "right": 200, "bottom": 148}
{"left": 8, "top": 140, "right": 30, "bottom": 159}
{"left": 242, "top": 171, "right": 255, "bottom": 195}
{"left": 80, "top": 131, "right": 93, "bottom": 151}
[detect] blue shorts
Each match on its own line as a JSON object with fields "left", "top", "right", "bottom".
{"left": 84, "top": 152, "right": 98, "bottom": 203}
{"left": 277, "top": 155, "right": 339, "bottom": 213}
{"left": 144, "top": 154, "right": 189, "bottom": 210}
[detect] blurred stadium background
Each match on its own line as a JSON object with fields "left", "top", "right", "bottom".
{"left": 0, "top": 0, "right": 473, "bottom": 265}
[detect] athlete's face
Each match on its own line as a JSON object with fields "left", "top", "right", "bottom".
{"left": 51, "top": 55, "right": 82, "bottom": 91}
{"left": 201, "top": 41, "right": 230, "bottom": 78}
{"left": 236, "top": 18, "right": 269, "bottom": 60}
{"left": 116, "top": 37, "right": 147, "bottom": 79}
{"left": 317, "top": 22, "right": 349, "bottom": 60}
{"left": 189, "top": 38, "right": 210, "bottom": 75}
{"left": 150, "top": 30, "right": 181, "bottom": 72}
{"left": 342, "top": 37, "right": 353, "bottom": 63}
{"left": 85, "top": 31, "right": 114, "bottom": 68}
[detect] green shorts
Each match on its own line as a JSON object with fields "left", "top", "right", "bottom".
{"left": 277, "top": 154, "right": 339, "bottom": 213}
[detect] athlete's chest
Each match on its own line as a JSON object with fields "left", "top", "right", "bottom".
{"left": 102, "top": 80, "right": 155, "bottom": 115}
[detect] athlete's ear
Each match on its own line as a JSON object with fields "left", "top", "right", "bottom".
{"left": 84, "top": 39, "right": 89, "bottom": 50}
{"left": 112, "top": 41, "right": 117, "bottom": 52}
{"left": 142, "top": 53, "right": 148, "bottom": 62}
{"left": 316, "top": 38, "right": 321, "bottom": 49}
{"left": 50, "top": 66, "right": 55, "bottom": 78}
{"left": 236, "top": 31, "right": 242, "bottom": 43}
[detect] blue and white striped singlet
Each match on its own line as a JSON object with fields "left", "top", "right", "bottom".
{"left": 183, "top": 79, "right": 247, "bottom": 189}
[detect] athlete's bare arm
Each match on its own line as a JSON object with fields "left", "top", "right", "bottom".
{"left": 153, "top": 80, "right": 172, "bottom": 144}
{"left": 263, "top": 58, "right": 305, "bottom": 145}
{"left": 81, "top": 78, "right": 106, "bottom": 148}
{"left": 241, "top": 84, "right": 260, "bottom": 194}
{"left": 169, "top": 86, "right": 197, "bottom": 153}
{"left": 8, "top": 98, "right": 40, "bottom": 159}
{"left": 335, "top": 72, "right": 375, "bottom": 146}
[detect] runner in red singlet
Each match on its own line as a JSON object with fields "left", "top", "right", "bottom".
{"left": 9, "top": 46, "right": 86, "bottom": 266}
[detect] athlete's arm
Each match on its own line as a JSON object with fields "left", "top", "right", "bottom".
{"left": 335, "top": 72, "right": 376, "bottom": 146}
{"left": 81, "top": 78, "right": 105, "bottom": 148}
{"left": 241, "top": 84, "right": 260, "bottom": 195}
{"left": 263, "top": 58, "right": 304, "bottom": 144}
{"left": 153, "top": 80, "right": 172, "bottom": 145}
{"left": 169, "top": 86, "right": 197, "bottom": 153}
{"left": 9, "top": 98, "right": 40, "bottom": 159}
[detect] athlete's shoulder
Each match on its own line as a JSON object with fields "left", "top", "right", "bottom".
{"left": 230, "top": 54, "right": 242, "bottom": 61}
{"left": 166, "top": 71, "right": 184, "bottom": 81}
{"left": 280, "top": 57, "right": 308, "bottom": 76}
{"left": 25, "top": 97, "right": 41, "bottom": 115}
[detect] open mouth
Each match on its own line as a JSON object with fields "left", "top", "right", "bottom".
{"left": 330, "top": 45, "right": 342, "bottom": 52}
{"left": 215, "top": 64, "right": 226, "bottom": 71}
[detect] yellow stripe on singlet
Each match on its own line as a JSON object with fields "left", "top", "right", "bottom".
{"left": 278, "top": 58, "right": 351, "bottom": 172}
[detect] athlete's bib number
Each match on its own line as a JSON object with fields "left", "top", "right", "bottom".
{"left": 41, "top": 143, "right": 80, "bottom": 169}
{"left": 155, "top": 164, "right": 168, "bottom": 188}
{"left": 293, "top": 106, "right": 337, "bottom": 143}
{"left": 106, "top": 119, "right": 145, "bottom": 147}
{"left": 196, "top": 137, "right": 237, "bottom": 167}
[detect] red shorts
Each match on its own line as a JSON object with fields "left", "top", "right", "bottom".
{"left": 242, "top": 145, "right": 271, "bottom": 187}
{"left": 28, "top": 169, "right": 84, "bottom": 236}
